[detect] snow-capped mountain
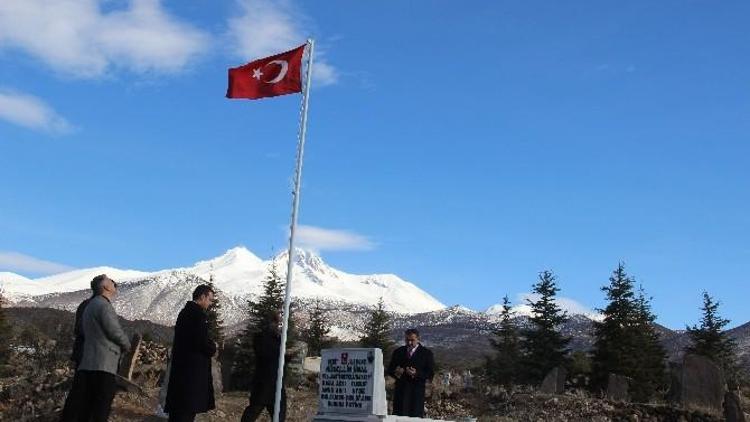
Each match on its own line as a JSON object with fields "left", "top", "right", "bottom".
{"left": 485, "top": 296, "right": 604, "bottom": 322}
{"left": 0, "top": 247, "right": 446, "bottom": 326}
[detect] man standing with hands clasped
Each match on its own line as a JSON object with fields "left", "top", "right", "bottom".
{"left": 165, "top": 285, "right": 218, "bottom": 422}
{"left": 387, "top": 328, "right": 435, "bottom": 417}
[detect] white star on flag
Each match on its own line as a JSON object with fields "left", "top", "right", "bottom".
{"left": 252, "top": 68, "right": 263, "bottom": 80}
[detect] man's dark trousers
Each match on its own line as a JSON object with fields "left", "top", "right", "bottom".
{"left": 59, "top": 370, "right": 85, "bottom": 421}
{"left": 168, "top": 412, "right": 196, "bottom": 422}
{"left": 241, "top": 389, "right": 286, "bottom": 422}
{"left": 74, "top": 370, "right": 116, "bottom": 422}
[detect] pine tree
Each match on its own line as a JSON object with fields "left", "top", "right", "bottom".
{"left": 686, "top": 291, "right": 739, "bottom": 386}
{"left": 519, "top": 270, "right": 571, "bottom": 385}
{"left": 631, "top": 286, "right": 668, "bottom": 400}
{"left": 231, "top": 263, "right": 292, "bottom": 389}
{"left": 486, "top": 295, "right": 521, "bottom": 387}
{"left": 0, "top": 289, "right": 11, "bottom": 365}
{"left": 359, "top": 298, "right": 394, "bottom": 353}
{"left": 205, "top": 268, "right": 225, "bottom": 348}
{"left": 591, "top": 264, "right": 667, "bottom": 401}
{"left": 304, "top": 299, "right": 332, "bottom": 356}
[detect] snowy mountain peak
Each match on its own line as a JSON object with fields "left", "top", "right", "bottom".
{"left": 197, "top": 246, "right": 263, "bottom": 269}
{"left": 447, "top": 305, "right": 478, "bottom": 314}
{"left": 272, "top": 248, "right": 336, "bottom": 279}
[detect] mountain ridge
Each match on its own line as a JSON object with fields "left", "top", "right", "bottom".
{"left": 0, "top": 247, "right": 445, "bottom": 323}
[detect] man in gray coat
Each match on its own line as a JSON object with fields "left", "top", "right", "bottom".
{"left": 75, "top": 274, "right": 131, "bottom": 421}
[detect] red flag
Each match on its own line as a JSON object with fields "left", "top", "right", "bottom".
{"left": 226, "top": 44, "right": 306, "bottom": 100}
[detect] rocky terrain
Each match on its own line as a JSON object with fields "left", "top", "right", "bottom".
{"left": 1, "top": 303, "right": 749, "bottom": 421}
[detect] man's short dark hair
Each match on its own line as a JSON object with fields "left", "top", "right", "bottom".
{"left": 192, "top": 284, "right": 215, "bottom": 300}
{"left": 405, "top": 328, "right": 420, "bottom": 337}
{"left": 91, "top": 274, "right": 108, "bottom": 295}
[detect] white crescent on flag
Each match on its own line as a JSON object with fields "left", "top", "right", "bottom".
{"left": 264, "top": 60, "right": 289, "bottom": 84}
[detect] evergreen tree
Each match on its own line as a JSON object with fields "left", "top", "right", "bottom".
{"left": 686, "top": 291, "right": 739, "bottom": 386}
{"left": 0, "top": 289, "right": 11, "bottom": 365}
{"left": 486, "top": 295, "right": 521, "bottom": 387}
{"left": 231, "top": 263, "right": 293, "bottom": 389}
{"left": 591, "top": 264, "right": 667, "bottom": 401}
{"left": 304, "top": 299, "right": 332, "bottom": 356}
{"left": 205, "top": 268, "right": 225, "bottom": 348}
{"left": 519, "top": 270, "right": 571, "bottom": 384}
{"left": 631, "top": 286, "right": 668, "bottom": 399}
{"left": 359, "top": 298, "right": 394, "bottom": 353}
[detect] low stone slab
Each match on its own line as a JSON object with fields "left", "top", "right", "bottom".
{"left": 305, "top": 356, "right": 322, "bottom": 373}
{"left": 314, "top": 416, "right": 451, "bottom": 422}
{"left": 606, "top": 373, "right": 631, "bottom": 402}
{"left": 724, "top": 391, "right": 746, "bottom": 422}
{"left": 671, "top": 354, "right": 726, "bottom": 414}
{"left": 540, "top": 367, "right": 566, "bottom": 394}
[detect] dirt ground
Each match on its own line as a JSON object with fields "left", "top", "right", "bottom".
{"left": 109, "top": 388, "right": 320, "bottom": 422}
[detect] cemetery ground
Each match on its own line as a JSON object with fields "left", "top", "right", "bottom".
{"left": 2, "top": 337, "right": 749, "bottom": 421}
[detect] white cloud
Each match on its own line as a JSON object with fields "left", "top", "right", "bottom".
{"left": 295, "top": 225, "right": 375, "bottom": 252}
{"left": 227, "top": 0, "right": 338, "bottom": 86}
{"left": 312, "top": 60, "right": 339, "bottom": 87}
{"left": 0, "top": 251, "right": 74, "bottom": 275}
{"left": 0, "top": 90, "right": 73, "bottom": 134}
{"left": 0, "top": 0, "right": 210, "bottom": 78}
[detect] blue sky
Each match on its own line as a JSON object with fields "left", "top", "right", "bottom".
{"left": 1, "top": 0, "right": 748, "bottom": 329}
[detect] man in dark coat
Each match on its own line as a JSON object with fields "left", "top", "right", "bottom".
{"left": 387, "top": 328, "right": 435, "bottom": 417}
{"left": 71, "top": 295, "right": 94, "bottom": 367}
{"left": 165, "top": 285, "right": 217, "bottom": 422}
{"left": 241, "top": 312, "right": 289, "bottom": 422}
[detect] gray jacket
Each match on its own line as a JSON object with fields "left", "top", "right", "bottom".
{"left": 78, "top": 295, "right": 131, "bottom": 374}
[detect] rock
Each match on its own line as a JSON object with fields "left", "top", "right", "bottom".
{"left": 212, "top": 356, "right": 223, "bottom": 396}
{"left": 115, "top": 374, "right": 146, "bottom": 396}
{"left": 540, "top": 367, "right": 567, "bottom": 394}
{"left": 462, "top": 369, "right": 474, "bottom": 391}
{"left": 724, "top": 391, "right": 745, "bottom": 422}
{"left": 303, "top": 356, "right": 321, "bottom": 373}
{"left": 118, "top": 333, "right": 143, "bottom": 380}
{"left": 512, "top": 393, "right": 532, "bottom": 404}
{"left": 606, "top": 373, "right": 631, "bottom": 402}
{"left": 670, "top": 354, "right": 726, "bottom": 414}
{"left": 158, "top": 353, "right": 172, "bottom": 409}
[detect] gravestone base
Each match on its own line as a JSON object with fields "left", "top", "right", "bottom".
{"left": 314, "top": 414, "right": 386, "bottom": 422}
{"left": 314, "top": 415, "right": 448, "bottom": 422}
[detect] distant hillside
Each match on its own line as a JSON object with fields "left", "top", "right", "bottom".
{"left": 5, "top": 307, "right": 174, "bottom": 345}
{"left": 5, "top": 306, "right": 748, "bottom": 376}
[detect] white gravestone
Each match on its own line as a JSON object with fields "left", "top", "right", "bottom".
{"left": 314, "top": 348, "right": 387, "bottom": 422}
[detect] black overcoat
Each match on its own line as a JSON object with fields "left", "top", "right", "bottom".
{"left": 70, "top": 297, "right": 92, "bottom": 367}
{"left": 250, "top": 329, "right": 284, "bottom": 405}
{"left": 387, "top": 344, "right": 435, "bottom": 417}
{"left": 165, "top": 301, "right": 217, "bottom": 414}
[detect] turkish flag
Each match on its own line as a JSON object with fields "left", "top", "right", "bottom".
{"left": 226, "top": 44, "right": 306, "bottom": 100}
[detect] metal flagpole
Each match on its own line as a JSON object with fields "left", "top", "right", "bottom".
{"left": 273, "top": 37, "right": 314, "bottom": 422}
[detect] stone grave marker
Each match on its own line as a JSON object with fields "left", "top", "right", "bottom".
{"left": 540, "top": 367, "right": 566, "bottom": 394}
{"left": 314, "top": 348, "right": 387, "bottom": 421}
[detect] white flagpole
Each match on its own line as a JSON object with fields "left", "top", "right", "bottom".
{"left": 273, "top": 37, "right": 314, "bottom": 422}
